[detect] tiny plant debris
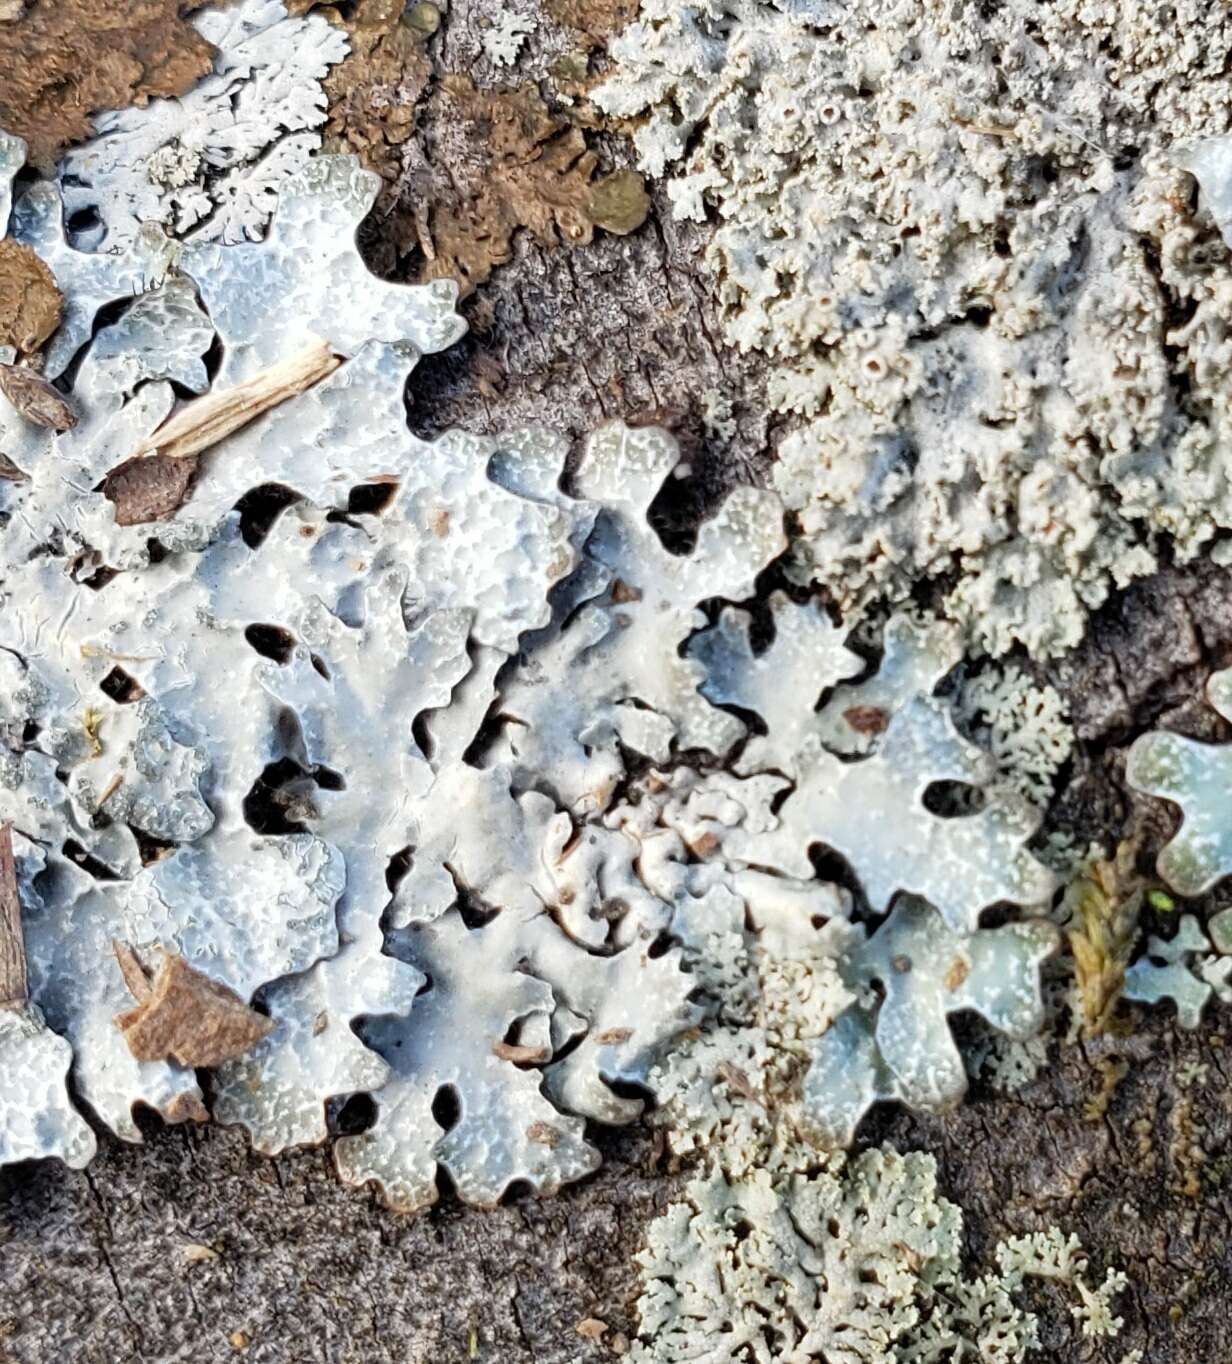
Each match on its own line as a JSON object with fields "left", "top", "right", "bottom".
{"left": 1065, "top": 841, "right": 1143, "bottom": 1037}
{"left": 113, "top": 943, "right": 275, "bottom": 1068}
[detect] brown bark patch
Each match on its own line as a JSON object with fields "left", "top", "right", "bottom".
{"left": 399, "top": 76, "right": 648, "bottom": 298}
{"left": 0, "top": 0, "right": 217, "bottom": 168}
{"left": 544, "top": 0, "right": 639, "bottom": 46}
{"left": 301, "top": 0, "right": 434, "bottom": 182}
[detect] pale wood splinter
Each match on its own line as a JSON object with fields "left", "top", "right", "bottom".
{"left": 127, "top": 338, "right": 342, "bottom": 464}
{"left": 0, "top": 822, "right": 28, "bottom": 1008}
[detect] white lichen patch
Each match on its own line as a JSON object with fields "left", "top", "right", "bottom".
{"left": 483, "top": 9, "right": 536, "bottom": 67}
{"left": 1123, "top": 914, "right": 1213, "bottom": 1031}
{"left": 804, "top": 898, "right": 1057, "bottom": 1147}
{"left": 489, "top": 422, "right": 785, "bottom": 815}
{"left": 60, "top": 0, "right": 349, "bottom": 249}
{"left": 691, "top": 604, "right": 1056, "bottom": 934}
{"left": 0, "top": 137, "right": 710, "bottom": 1184}
{"left": 0, "top": 1003, "right": 97, "bottom": 1169}
{"left": 598, "top": 0, "right": 1232, "bottom": 655}
{"left": 0, "top": 71, "right": 1074, "bottom": 1209}
{"left": 1128, "top": 667, "right": 1232, "bottom": 896}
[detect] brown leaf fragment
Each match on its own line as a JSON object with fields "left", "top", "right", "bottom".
{"left": 0, "top": 239, "right": 64, "bottom": 357}
{"left": 0, "top": 0, "right": 217, "bottom": 168}
{"left": 843, "top": 704, "right": 890, "bottom": 736}
{"left": 715, "top": 1061, "right": 764, "bottom": 1106}
{"left": 114, "top": 948, "right": 274, "bottom": 1068}
{"left": 0, "top": 824, "right": 29, "bottom": 1009}
{"left": 592, "top": 1027, "right": 633, "bottom": 1045}
{"left": 164, "top": 1089, "right": 211, "bottom": 1124}
{"left": 575, "top": 1317, "right": 609, "bottom": 1342}
{"left": 0, "top": 362, "right": 76, "bottom": 431}
{"left": 103, "top": 454, "right": 198, "bottom": 526}
{"left": 129, "top": 339, "right": 342, "bottom": 464}
{"left": 493, "top": 1040, "right": 552, "bottom": 1064}
{"left": 943, "top": 957, "right": 970, "bottom": 991}
{"left": 689, "top": 831, "right": 720, "bottom": 858}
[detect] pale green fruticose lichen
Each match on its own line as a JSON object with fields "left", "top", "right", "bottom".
{"left": 630, "top": 1147, "right": 1127, "bottom": 1362}
{"left": 954, "top": 665, "right": 1075, "bottom": 811}
{"left": 597, "top": 0, "right": 1232, "bottom": 656}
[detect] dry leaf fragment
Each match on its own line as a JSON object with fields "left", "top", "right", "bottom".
{"left": 182, "top": 1243, "right": 220, "bottom": 1264}
{"left": 113, "top": 945, "right": 274, "bottom": 1067}
{"left": 103, "top": 453, "right": 198, "bottom": 526}
{"left": 0, "top": 239, "right": 63, "bottom": 357}
{"left": 493, "top": 1040, "right": 552, "bottom": 1064}
{"left": 129, "top": 338, "right": 341, "bottom": 464}
{"left": 943, "top": 958, "right": 970, "bottom": 991}
{"left": 576, "top": 1317, "right": 609, "bottom": 1342}
{"left": 714, "top": 1061, "right": 763, "bottom": 1106}
{"left": 0, "top": 824, "right": 28, "bottom": 1009}
{"left": 526, "top": 1120, "right": 562, "bottom": 1148}
{"left": 0, "top": 363, "right": 76, "bottom": 431}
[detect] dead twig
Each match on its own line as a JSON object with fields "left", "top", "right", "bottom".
{"left": 0, "top": 823, "right": 28, "bottom": 1008}
{"left": 127, "top": 338, "right": 341, "bottom": 464}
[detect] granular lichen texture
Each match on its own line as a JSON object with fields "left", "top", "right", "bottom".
{"left": 597, "top": 0, "right": 1232, "bottom": 655}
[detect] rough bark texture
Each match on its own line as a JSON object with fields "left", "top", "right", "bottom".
{"left": 0, "top": 1123, "right": 674, "bottom": 1363}
{"left": 5, "top": 4, "right": 1232, "bottom": 1363}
